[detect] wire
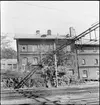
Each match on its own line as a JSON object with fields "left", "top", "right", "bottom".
{"left": 17, "top": 2, "right": 69, "bottom": 13}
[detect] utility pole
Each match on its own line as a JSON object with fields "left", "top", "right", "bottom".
{"left": 54, "top": 42, "right": 58, "bottom": 87}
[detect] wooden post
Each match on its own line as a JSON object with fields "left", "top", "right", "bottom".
{"left": 54, "top": 42, "right": 58, "bottom": 87}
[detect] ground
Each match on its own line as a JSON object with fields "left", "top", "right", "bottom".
{"left": 1, "top": 81, "right": 99, "bottom": 105}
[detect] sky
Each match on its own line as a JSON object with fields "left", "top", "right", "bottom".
{"left": 1, "top": 1, "right": 99, "bottom": 50}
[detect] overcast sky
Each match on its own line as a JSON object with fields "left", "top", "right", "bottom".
{"left": 1, "top": 1, "right": 99, "bottom": 50}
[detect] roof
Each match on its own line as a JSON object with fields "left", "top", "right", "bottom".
{"left": 14, "top": 34, "right": 75, "bottom": 40}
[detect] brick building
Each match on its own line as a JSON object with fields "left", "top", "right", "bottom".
{"left": 14, "top": 30, "right": 78, "bottom": 74}
{"left": 14, "top": 30, "right": 99, "bottom": 80}
{"left": 75, "top": 43, "right": 99, "bottom": 80}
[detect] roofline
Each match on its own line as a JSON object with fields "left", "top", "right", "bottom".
{"left": 14, "top": 37, "right": 74, "bottom": 40}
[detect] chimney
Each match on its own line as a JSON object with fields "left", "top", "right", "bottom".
{"left": 69, "top": 27, "right": 76, "bottom": 37}
{"left": 47, "top": 30, "right": 51, "bottom": 35}
{"left": 36, "top": 30, "right": 40, "bottom": 35}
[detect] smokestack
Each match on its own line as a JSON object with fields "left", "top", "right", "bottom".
{"left": 47, "top": 30, "right": 51, "bottom": 35}
{"left": 36, "top": 30, "right": 40, "bottom": 35}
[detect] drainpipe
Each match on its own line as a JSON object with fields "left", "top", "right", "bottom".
{"left": 54, "top": 41, "right": 58, "bottom": 87}
{"left": 75, "top": 45, "right": 80, "bottom": 79}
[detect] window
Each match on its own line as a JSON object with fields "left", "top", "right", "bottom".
{"left": 22, "top": 57, "right": 28, "bottom": 65}
{"left": 83, "top": 70, "right": 88, "bottom": 78}
{"left": 80, "top": 47, "right": 84, "bottom": 52}
{"left": 96, "top": 71, "right": 99, "bottom": 76}
{"left": 8, "top": 64, "right": 12, "bottom": 70}
{"left": 67, "top": 45, "right": 71, "bottom": 52}
{"left": 82, "top": 59, "right": 86, "bottom": 65}
{"left": 49, "top": 44, "right": 53, "bottom": 50}
{"left": 32, "top": 57, "right": 38, "bottom": 65}
{"left": 94, "top": 59, "right": 98, "bottom": 65}
{"left": 93, "top": 47, "right": 97, "bottom": 52}
{"left": 32, "top": 45, "right": 38, "bottom": 52}
{"left": 1, "top": 64, "right": 5, "bottom": 69}
{"left": 69, "top": 69, "right": 74, "bottom": 75}
{"left": 21, "top": 45, "right": 27, "bottom": 52}
{"left": 28, "top": 45, "right": 33, "bottom": 52}
{"left": 13, "top": 64, "right": 17, "bottom": 69}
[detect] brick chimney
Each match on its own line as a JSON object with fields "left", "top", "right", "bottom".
{"left": 36, "top": 30, "right": 40, "bottom": 35}
{"left": 47, "top": 30, "right": 51, "bottom": 35}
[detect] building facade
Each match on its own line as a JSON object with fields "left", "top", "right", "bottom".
{"left": 14, "top": 30, "right": 78, "bottom": 76}
{"left": 75, "top": 44, "right": 99, "bottom": 80}
{"left": 14, "top": 30, "right": 99, "bottom": 80}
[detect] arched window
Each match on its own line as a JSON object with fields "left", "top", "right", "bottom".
{"left": 22, "top": 57, "right": 28, "bottom": 65}
{"left": 94, "top": 59, "right": 98, "bottom": 65}
{"left": 82, "top": 59, "right": 86, "bottom": 65}
{"left": 83, "top": 70, "right": 88, "bottom": 78}
{"left": 32, "top": 57, "right": 38, "bottom": 65}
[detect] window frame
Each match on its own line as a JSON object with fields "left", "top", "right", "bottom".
{"left": 82, "top": 70, "right": 88, "bottom": 78}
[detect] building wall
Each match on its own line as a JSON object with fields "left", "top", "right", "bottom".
{"left": 79, "top": 67, "right": 99, "bottom": 80}
{"left": 17, "top": 39, "right": 55, "bottom": 68}
{"left": 76, "top": 45, "right": 99, "bottom": 80}
{"left": 16, "top": 38, "right": 99, "bottom": 80}
{"left": 17, "top": 39, "right": 75, "bottom": 72}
